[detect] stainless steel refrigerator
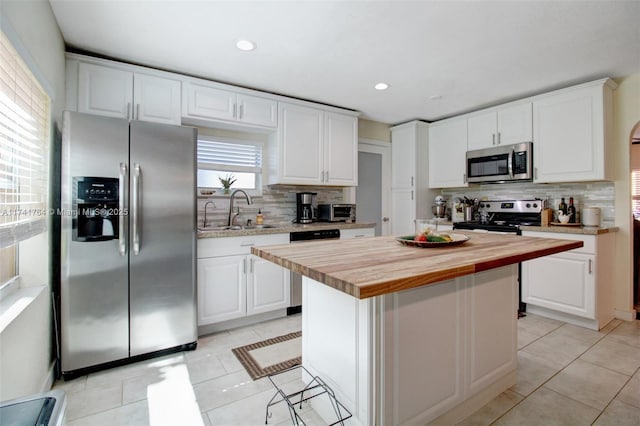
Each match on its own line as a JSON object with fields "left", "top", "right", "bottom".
{"left": 59, "top": 111, "right": 197, "bottom": 378}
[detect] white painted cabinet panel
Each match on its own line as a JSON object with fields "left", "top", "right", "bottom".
{"left": 184, "top": 82, "right": 236, "bottom": 121}
{"left": 197, "top": 234, "right": 291, "bottom": 327}
{"left": 428, "top": 119, "right": 468, "bottom": 188}
{"left": 76, "top": 62, "right": 182, "bottom": 124}
{"left": 246, "top": 256, "right": 290, "bottom": 316}
{"left": 197, "top": 255, "right": 246, "bottom": 325}
{"left": 497, "top": 103, "right": 532, "bottom": 145}
{"left": 324, "top": 112, "right": 358, "bottom": 185}
{"left": 466, "top": 267, "right": 518, "bottom": 395}
{"left": 269, "top": 103, "right": 357, "bottom": 186}
{"left": 182, "top": 83, "right": 278, "bottom": 128}
{"left": 391, "top": 188, "right": 415, "bottom": 236}
{"left": 340, "top": 227, "right": 375, "bottom": 239}
{"left": 78, "top": 63, "right": 133, "bottom": 119}
{"left": 522, "top": 251, "right": 595, "bottom": 319}
{"left": 133, "top": 73, "right": 182, "bottom": 124}
{"left": 521, "top": 231, "right": 614, "bottom": 330}
{"left": 467, "top": 103, "right": 532, "bottom": 151}
{"left": 277, "top": 103, "right": 324, "bottom": 184}
{"left": 533, "top": 81, "right": 614, "bottom": 183}
{"left": 391, "top": 124, "right": 416, "bottom": 189}
{"left": 237, "top": 94, "right": 277, "bottom": 127}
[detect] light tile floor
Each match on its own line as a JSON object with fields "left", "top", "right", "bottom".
{"left": 55, "top": 313, "right": 640, "bottom": 425}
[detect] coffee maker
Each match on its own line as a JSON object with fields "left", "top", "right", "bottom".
{"left": 295, "top": 192, "right": 316, "bottom": 224}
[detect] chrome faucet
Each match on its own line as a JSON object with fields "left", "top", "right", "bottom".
{"left": 203, "top": 201, "right": 216, "bottom": 228}
{"left": 228, "top": 189, "right": 253, "bottom": 226}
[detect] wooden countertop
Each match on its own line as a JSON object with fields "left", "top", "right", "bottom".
{"left": 251, "top": 232, "right": 583, "bottom": 299}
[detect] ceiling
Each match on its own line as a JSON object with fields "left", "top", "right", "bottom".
{"left": 49, "top": 1, "right": 640, "bottom": 125}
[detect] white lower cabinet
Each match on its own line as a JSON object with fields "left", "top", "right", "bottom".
{"left": 197, "top": 255, "right": 246, "bottom": 324}
{"left": 197, "top": 234, "right": 290, "bottom": 327}
{"left": 521, "top": 231, "right": 614, "bottom": 330}
{"left": 247, "top": 256, "right": 291, "bottom": 316}
{"left": 340, "top": 227, "right": 375, "bottom": 239}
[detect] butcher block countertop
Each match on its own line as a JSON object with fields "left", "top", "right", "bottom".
{"left": 251, "top": 232, "right": 583, "bottom": 299}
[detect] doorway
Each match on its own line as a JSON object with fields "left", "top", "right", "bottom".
{"left": 630, "top": 121, "right": 640, "bottom": 314}
{"left": 356, "top": 140, "right": 391, "bottom": 236}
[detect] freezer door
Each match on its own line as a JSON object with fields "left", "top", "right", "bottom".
{"left": 60, "top": 111, "right": 130, "bottom": 372}
{"left": 129, "top": 121, "right": 197, "bottom": 356}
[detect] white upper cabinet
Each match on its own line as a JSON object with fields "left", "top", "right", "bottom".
{"left": 182, "top": 81, "right": 277, "bottom": 128}
{"left": 324, "top": 111, "right": 358, "bottom": 185}
{"left": 77, "top": 63, "right": 133, "bottom": 119}
{"left": 76, "top": 62, "right": 181, "bottom": 124}
{"left": 133, "top": 73, "right": 181, "bottom": 124}
{"left": 467, "top": 103, "right": 532, "bottom": 151}
{"left": 267, "top": 102, "right": 357, "bottom": 186}
{"left": 428, "top": 119, "right": 468, "bottom": 188}
{"left": 533, "top": 80, "right": 615, "bottom": 183}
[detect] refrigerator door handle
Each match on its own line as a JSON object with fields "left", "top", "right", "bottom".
{"left": 132, "top": 163, "right": 141, "bottom": 255}
{"left": 119, "top": 162, "right": 128, "bottom": 256}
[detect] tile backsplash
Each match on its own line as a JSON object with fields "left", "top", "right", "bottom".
{"left": 197, "top": 185, "right": 345, "bottom": 228}
{"left": 441, "top": 181, "right": 615, "bottom": 225}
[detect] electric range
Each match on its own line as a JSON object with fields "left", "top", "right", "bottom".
{"left": 453, "top": 199, "right": 543, "bottom": 235}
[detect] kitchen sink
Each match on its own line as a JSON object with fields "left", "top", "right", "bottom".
{"left": 198, "top": 224, "right": 281, "bottom": 231}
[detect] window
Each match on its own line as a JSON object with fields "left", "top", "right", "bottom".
{"left": 0, "top": 30, "right": 50, "bottom": 287}
{"left": 197, "top": 136, "right": 262, "bottom": 195}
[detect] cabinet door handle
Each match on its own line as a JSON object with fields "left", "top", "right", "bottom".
{"left": 383, "top": 217, "right": 390, "bottom": 222}
{"left": 126, "top": 102, "right": 131, "bottom": 120}
{"left": 240, "top": 242, "right": 255, "bottom": 247}
{"left": 118, "top": 162, "right": 128, "bottom": 256}
{"left": 497, "top": 132, "right": 501, "bottom": 145}
{"left": 411, "top": 176, "right": 414, "bottom": 186}
{"left": 588, "top": 259, "right": 592, "bottom": 274}
{"left": 492, "top": 133, "right": 496, "bottom": 145}
{"left": 411, "top": 190, "right": 414, "bottom": 201}
{"left": 233, "top": 103, "right": 237, "bottom": 118}
{"left": 243, "top": 258, "right": 247, "bottom": 274}
{"left": 239, "top": 104, "right": 244, "bottom": 120}
{"left": 534, "top": 167, "right": 538, "bottom": 180}
{"left": 136, "top": 104, "right": 140, "bottom": 120}
{"left": 250, "top": 258, "right": 254, "bottom": 273}
{"left": 463, "top": 173, "right": 467, "bottom": 184}
{"left": 326, "top": 171, "right": 329, "bottom": 182}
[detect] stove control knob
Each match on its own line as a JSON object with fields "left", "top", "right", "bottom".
{"left": 533, "top": 203, "right": 538, "bottom": 208}
{"left": 526, "top": 203, "right": 531, "bottom": 208}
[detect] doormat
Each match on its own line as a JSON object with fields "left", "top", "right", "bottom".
{"left": 232, "top": 331, "right": 302, "bottom": 380}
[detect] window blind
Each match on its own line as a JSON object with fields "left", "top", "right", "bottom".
{"left": 0, "top": 31, "right": 50, "bottom": 249}
{"left": 632, "top": 170, "right": 640, "bottom": 217}
{"left": 197, "top": 139, "right": 262, "bottom": 173}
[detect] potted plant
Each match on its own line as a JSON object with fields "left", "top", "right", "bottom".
{"left": 219, "top": 173, "right": 237, "bottom": 195}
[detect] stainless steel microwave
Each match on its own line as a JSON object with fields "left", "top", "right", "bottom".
{"left": 317, "top": 204, "right": 356, "bottom": 222}
{"left": 466, "top": 142, "right": 533, "bottom": 184}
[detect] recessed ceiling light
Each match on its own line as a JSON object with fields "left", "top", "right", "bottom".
{"left": 374, "top": 82, "right": 389, "bottom": 91}
{"left": 236, "top": 39, "right": 256, "bottom": 51}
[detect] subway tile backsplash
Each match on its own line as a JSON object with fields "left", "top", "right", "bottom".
{"left": 441, "top": 181, "right": 615, "bottom": 225}
{"left": 197, "top": 185, "right": 345, "bottom": 228}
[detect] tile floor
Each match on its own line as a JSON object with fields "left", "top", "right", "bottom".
{"left": 54, "top": 313, "right": 640, "bottom": 425}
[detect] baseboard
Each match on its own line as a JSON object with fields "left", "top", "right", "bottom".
{"left": 614, "top": 309, "right": 637, "bottom": 322}
{"left": 197, "top": 309, "right": 287, "bottom": 336}
{"left": 41, "top": 360, "right": 56, "bottom": 392}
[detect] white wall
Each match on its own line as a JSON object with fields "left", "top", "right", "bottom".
{"left": 0, "top": 0, "right": 66, "bottom": 400}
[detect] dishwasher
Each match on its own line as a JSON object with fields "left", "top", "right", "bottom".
{"left": 287, "top": 229, "right": 340, "bottom": 315}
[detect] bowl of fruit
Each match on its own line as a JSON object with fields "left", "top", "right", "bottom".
{"left": 396, "top": 229, "right": 470, "bottom": 248}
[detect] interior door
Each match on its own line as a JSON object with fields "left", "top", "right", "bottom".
{"left": 129, "top": 121, "right": 197, "bottom": 356}
{"left": 357, "top": 141, "right": 391, "bottom": 236}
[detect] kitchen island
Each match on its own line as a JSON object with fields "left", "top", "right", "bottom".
{"left": 252, "top": 232, "right": 582, "bottom": 425}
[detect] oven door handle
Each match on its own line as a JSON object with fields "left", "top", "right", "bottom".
{"left": 508, "top": 149, "right": 515, "bottom": 179}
